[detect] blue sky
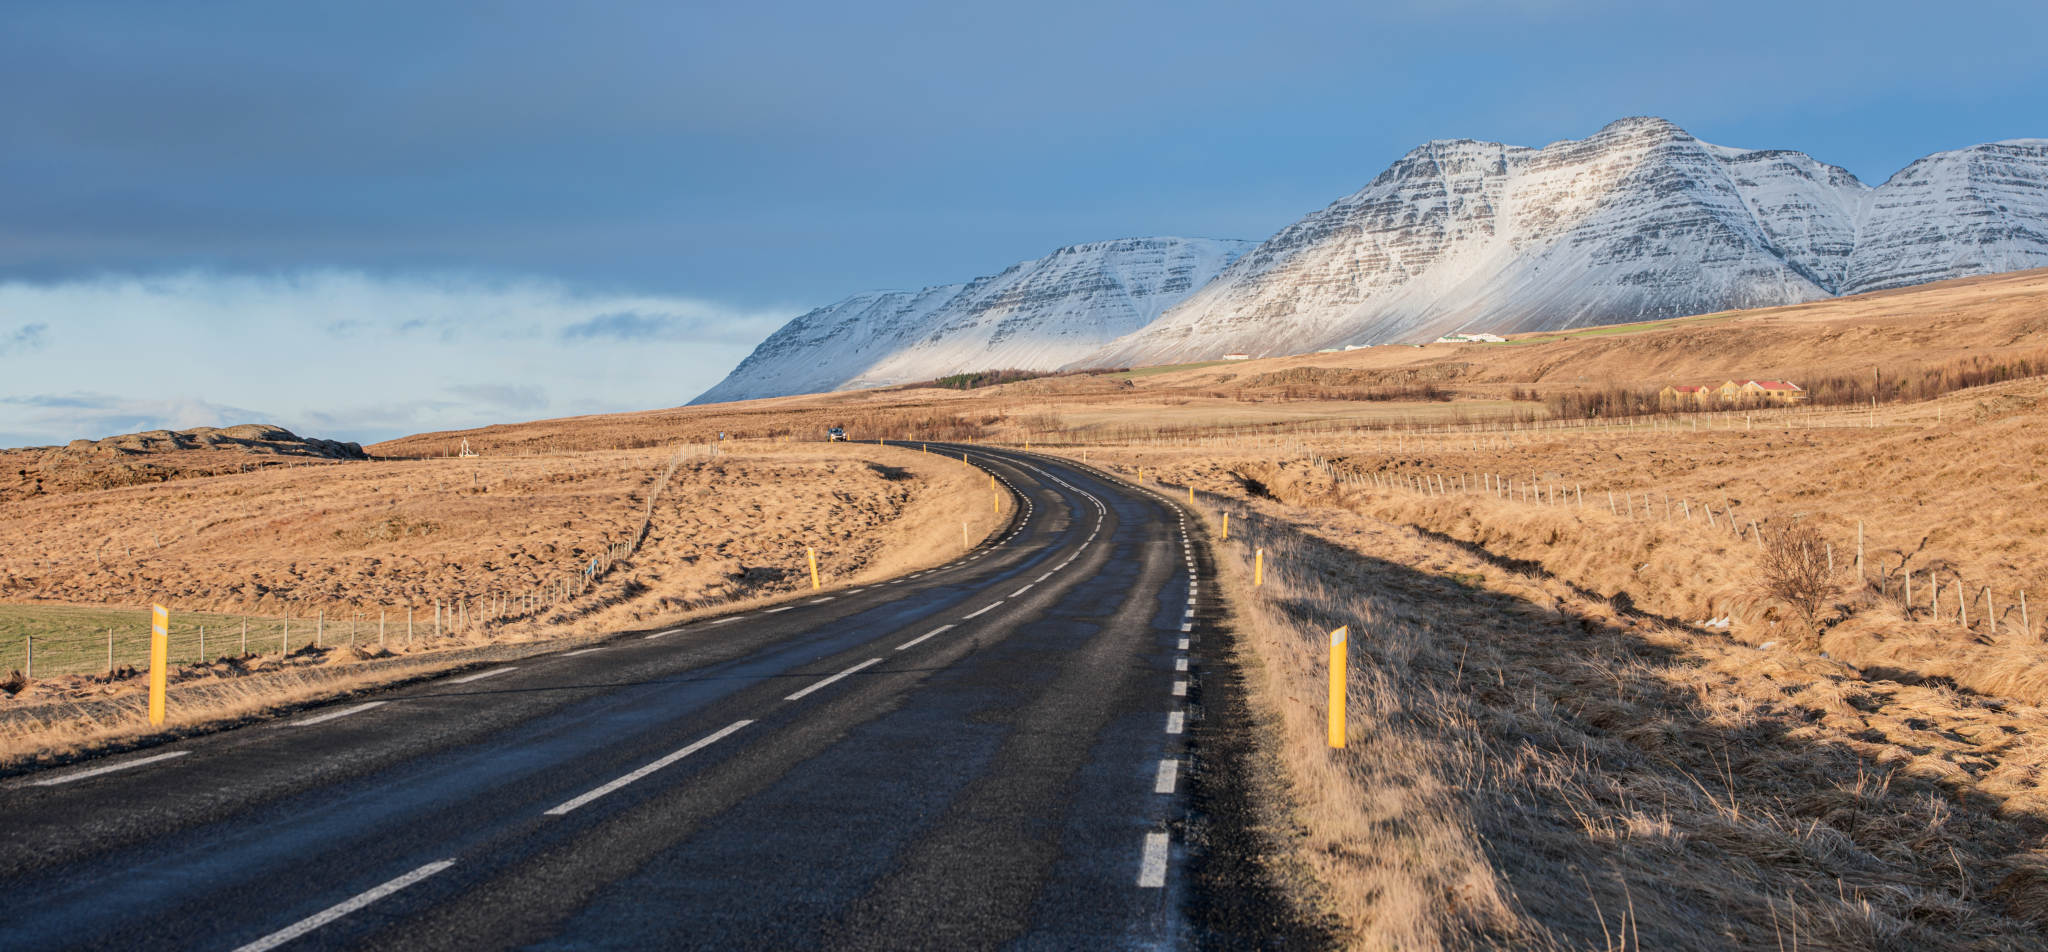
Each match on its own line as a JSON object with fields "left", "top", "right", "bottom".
{"left": 3, "top": 0, "right": 2044, "bottom": 445}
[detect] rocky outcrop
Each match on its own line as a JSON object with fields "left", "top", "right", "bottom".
{"left": 3, "top": 424, "right": 368, "bottom": 501}
{"left": 48, "top": 424, "right": 367, "bottom": 460}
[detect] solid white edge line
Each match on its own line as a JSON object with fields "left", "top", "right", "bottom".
{"left": 896, "top": 624, "right": 955, "bottom": 650}
{"left": 448, "top": 666, "right": 519, "bottom": 684}
{"left": 961, "top": 602, "right": 1002, "bottom": 619}
{"left": 784, "top": 657, "right": 883, "bottom": 701}
{"left": 31, "top": 750, "right": 189, "bottom": 786}
{"left": 1010, "top": 584, "right": 1033, "bottom": 597}
{"left": 1153, "top": 758, "right": 1180, "bottom": 794}
{"left": 1137, "top": 832, "right": 1170, "bottom": 888}
{"left": 290, "top": 701, "right": 388, "bottom": 727}
{"left": 1166, "top": 710, "right": 1185, "bottom": 734}
{"left": 546, "top": 720, "right": 753, "bottom": 815}
{"left": 231, "top": 860, "right": 457, "bottom": 952}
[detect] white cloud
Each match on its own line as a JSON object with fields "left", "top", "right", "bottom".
{"left": 0, "top": 271, "right": 792, "bottom": 447}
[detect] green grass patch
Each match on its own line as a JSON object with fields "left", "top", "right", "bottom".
{"left": 0, "top": 603, "right": 420, "bottom": 677}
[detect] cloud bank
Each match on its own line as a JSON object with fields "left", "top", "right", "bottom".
{"left": 0, "top": 271, "right": 792, "bottom": 448}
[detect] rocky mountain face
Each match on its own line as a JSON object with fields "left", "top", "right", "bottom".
{"left": 689, "top": 237, "right": 1252, "bottom": 404}
{"left": 698, "top": 119, "right": 2048, "bottom": 399}
{"left": 1090, "top": 119, "right": 2048, "bottom": 365}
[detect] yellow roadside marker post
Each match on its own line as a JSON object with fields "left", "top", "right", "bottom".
{"left": 963, "top": 522, "right": 969, "bottom": 549}
{"left": 1222, "top": 513, "right": 1229, "bottom": 540}
{"left": 1188, "top": 486, "right": 1194, "bottom": 505}
{"left": 148, "top": 603, "right": 169, "bottom": 725}
{"left": 1328, "top": 626, "right": 1348, "bottom": 748}
{"left": 807, "top": 548, "right": 821, "bottom": 589}
{"left": 1255, "top": 548, "right": 1263, "bottom": 587}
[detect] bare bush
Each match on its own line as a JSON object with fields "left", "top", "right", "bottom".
{"left": 1755, "top": 523, "right": 1844, "bottom": 642}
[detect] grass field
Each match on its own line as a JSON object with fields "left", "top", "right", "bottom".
{"left": 0, "top": 604, "right": 415, "bottom": 677}
{"left": 1105, "top": 359, "right": 1238, "bottom": 378}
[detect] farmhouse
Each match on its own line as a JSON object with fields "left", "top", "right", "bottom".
{"left": 1657, "top": 384, "right": 1713, "bottom": 407}
{"left": 1741, "top": 379, "right": 1808, "bottom": 403}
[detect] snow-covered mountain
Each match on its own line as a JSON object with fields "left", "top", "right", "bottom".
{"left": 696, "top": 119, "right": 2048, "bottom": 400}
{"left": 1086, "top": 119, "right": 2048, "bottom": 365}
{"left": 690, "top": 237, "right": 1251, "bottom": 404}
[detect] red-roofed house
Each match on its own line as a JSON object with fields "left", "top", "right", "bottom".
{"left": 1658, "top": 384, "right": 1713, "bottom": 407}
{"left": 1740, "top": 380, "right": 1808, "bottom": 403}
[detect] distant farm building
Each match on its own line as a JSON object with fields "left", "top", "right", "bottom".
{"left": 1741, "top": 380, "right": 1808, "bottom": 403}
{"left": 1661, "top": 380, "right": 1806, "bottom": 408}
{"left": 1657, "top": 384, "right": 1713, "bottom": 407}
{"left": 1222, "top": 353, "right": 1251, "bottom": 360}
{"left": 1434, "top": 333, "right": 1506, "bottom": 343}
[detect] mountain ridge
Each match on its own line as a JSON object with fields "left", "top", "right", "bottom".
{"left": 696, "top": 118, "right": 2048, "bottom": 401}
{"left": 690, "top": 236, "right": 1251, "bottom": 404}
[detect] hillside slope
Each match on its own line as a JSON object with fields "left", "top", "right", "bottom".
{"left": 692, "top": 237, "right": 1251, "bottom": 403}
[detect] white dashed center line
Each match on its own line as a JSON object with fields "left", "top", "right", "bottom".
{"left": 31, "top": 750, "right": 189, "bottom": 786}
{"left": 1137, "top": 833, "right": 1170, "bottom": 888}
{"left": 449, "top": 667, "right": 519, "bottom": 684}
{"left": 545, "top": 720, "right": 753, "bottom": 815}
{"left": 1010, "top": 584, "right": 1033, "bottom": 597}
{"left": 561, "top": 647, "right": 606, "bottom": 657}
{"left": 231, "top": 860, "right": 457, "bottom": 952}
{"left": 1175, "top": 658, "right": 1188, "bottom": 672}
{"left": 289, "top": 701, "right": 388, "bottom": 727}
{"left": 961, "top": 602, "right": 1002, "bottom": 619}
{"left": 896, "top": 625, "right": 954, "bottom": 650}
{"left": 1153, "top": 758, "right": 1180, "bottom": 793}
{"left": 785, "top": 658, "right": 882, "bottom": 701}
{"left": 764, "top": 606, "right": 794, "bottom": 613}
{"left": 1166, "top": 711, "right": 1185, "bottom": 734}
{"left": 1177, "top": 638, "right": 1190, "bottom": 650}
{"left": 1172, "top": 681, "right": 1188, "bottom": 696}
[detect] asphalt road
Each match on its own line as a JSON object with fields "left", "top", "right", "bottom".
{"left": 0, "top": 445, "right": 1302, "bottom": 950}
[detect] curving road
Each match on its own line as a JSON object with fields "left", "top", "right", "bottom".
{"left": 0, "top": 445, "right": 1310, "bottom": 950}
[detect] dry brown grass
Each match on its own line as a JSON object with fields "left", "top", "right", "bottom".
{"left": 1166, "top": 483, "right": 2048, "bottom": 948}
{"left": 0, "top": 441, "right": 1008, "bottom": 759}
